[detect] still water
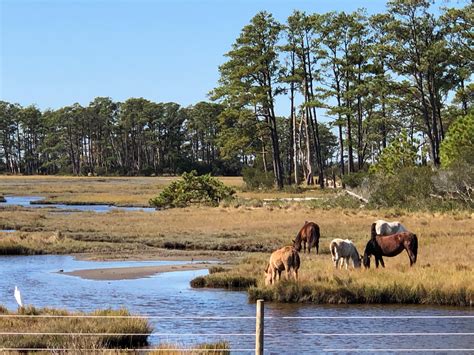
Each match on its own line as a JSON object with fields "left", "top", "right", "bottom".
{"left": 0, "top": 255, "right": 472, "bottom": 353}
{"left": 1, "top": 196, "right": 156, "bottom": 213}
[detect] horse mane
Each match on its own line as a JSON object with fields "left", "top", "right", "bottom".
{"left": 294, "top": 229, "right": 303, "bottom": 243}
{"left": 364, "top": 239, "right": 378, "bottom": 256}
{"left": 371, "top": 222, "right": 377, "bottom": 239}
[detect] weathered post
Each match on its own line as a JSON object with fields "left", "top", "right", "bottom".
{"left": 255, "top": 299, "right": 264, "bottom": 355}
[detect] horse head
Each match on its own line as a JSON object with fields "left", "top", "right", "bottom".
{"left": 363, "top": 252, "right": 371, "bottom": 268}
{"left": 292, "top": 238, "right": 302, "bottom": 252}
{"left": 363, "top": 240, "right": 373, "bottom": 268}
{"left": 353, "top": 253, "right": 362, "bottom": 268}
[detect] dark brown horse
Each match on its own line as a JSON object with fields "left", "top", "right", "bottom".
{"left": 363, "top": 232, "right": 418, "bottom": 268}
{"left": 292, "top": 221, "right": 320, "bottom": 254}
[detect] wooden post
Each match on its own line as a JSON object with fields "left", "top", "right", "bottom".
{"left": 255, "top": 299, "right": 264, "bottom": 355}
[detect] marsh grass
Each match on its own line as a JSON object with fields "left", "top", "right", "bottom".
{"left": 150, "top": 341, "right": 230, "bottom": 354}
{"left": 1, "top": 176, "right": 473, "bottom": 305}
{"left": 1, "top": 200, "right": 473, "bottom": 257}
{"left": 0, "top": 306, "right": 151, "bottom": 349}
{"left": 192, "top": 235, "right": 474, "bottom": 306}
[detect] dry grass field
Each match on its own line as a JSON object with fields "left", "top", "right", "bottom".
{"left": 1, "top": 175, "right": 473, "bottom": 306}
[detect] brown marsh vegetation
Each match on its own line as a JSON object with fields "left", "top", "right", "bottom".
{"left": 0, "top": 306, "right": 151, "bottom": 349}
{"left": 1, "top": 176, "right": 473, "bottom": 306}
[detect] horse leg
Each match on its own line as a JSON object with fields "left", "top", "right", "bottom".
{"left": 294, "top": 268, "right": 298, "bottom": 281}
{"left": 405, "top": 240, "right": 417, "bottom": 266}
{"left": 379, "top": 257, "right": 385, "bottom": 268}
{"left": 406, "top": 248, "right": 416, "bottom": 266}
{"left": 375, "top": 257, "right": 380, "bottom": 268}
{"left": 304, "top": 241, "right": 307, "bottom": 253}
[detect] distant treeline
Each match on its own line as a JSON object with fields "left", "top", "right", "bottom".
{"left": 1, "top": 0, "right": 472, "bottom": 185}
{"left": 0, "top": 99, "right": 238, "bottom": 176}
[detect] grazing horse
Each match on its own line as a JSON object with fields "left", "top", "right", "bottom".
{"left": 363, "top": 232, "right": 418, "bottom": 268}
{"left": 292, "top": 221, "right": 320, "bottom": 254}
{"left": 330, "top": 239, "right": 361, "bottom": 269}
{"left": 371, "top": 220, "right": 407, "bottom": 239}
{"left": 264, "top": 246, "right": 300, "bottom": 286}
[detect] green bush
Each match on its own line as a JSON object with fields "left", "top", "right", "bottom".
{"left": 370, "top": 130, "right": 417, "bottom": 175}
{"left": 368, "top": 166, "right": 435, "bottom": 209}
{"left": 149, "top": 171, "right": 235, "bottom": 209}
{"left": 242, "top": 166, "right": 275, "bottom": 190}
{"left": 342, "top": 171, "right": 371, "bottom": 188}
{"left": 440, "top": 113, "right": 474, "bottom": 168}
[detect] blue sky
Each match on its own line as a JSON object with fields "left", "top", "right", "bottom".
{"left": 0, "top": 0, "right": 453, "bottom": 118}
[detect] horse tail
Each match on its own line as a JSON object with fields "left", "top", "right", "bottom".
{"left": 371, "top": 222, "right": 377, "bottom": 239}
{"left": 293, "top": 249, "right": 301, "bottom": 270}
{"left": 313, "top": 224, "right": 320, "bottom": 254}
{"left": 412, "top": 234, "right": 418, "bottom": 264}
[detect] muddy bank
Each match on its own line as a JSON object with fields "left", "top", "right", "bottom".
{"left": 63, "top": 262, "right": 212, "bottom": 280}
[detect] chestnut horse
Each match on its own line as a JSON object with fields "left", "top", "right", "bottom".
{"left": 363, "top": 232, "right": 418, "bottom": 268}
{"left": 292, "top": 221, "right": 320, "bottom": 254}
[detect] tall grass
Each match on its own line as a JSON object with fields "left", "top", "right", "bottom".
{"left": 150, "top": 341, "right": 230, "bottom": 354}
{"left": 191, "top": 235, "right": 474, "bottom": 307}
{"left": 0, "top": 306, "right": 151, "bottom": 349}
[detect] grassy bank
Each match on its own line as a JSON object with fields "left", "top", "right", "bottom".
{"left": 191, "top": 235, "right": 474, "bottom": 307}
{"left": 0, "top": 306, "right": 231, "bottom": 353}
{"left": 0, "top": 306, "right": 151, "bottom": 350}
{"left": 150, "top": 342, "right": 230, "bottom": 355}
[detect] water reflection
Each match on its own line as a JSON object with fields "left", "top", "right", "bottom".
{"left": 0, "top": 255, "right": 472, "bottom": 353}
{"left": 1, "top": 196, "right": 156, "bottom": 213}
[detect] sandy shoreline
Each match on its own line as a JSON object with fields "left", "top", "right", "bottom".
{"left": 63, "top": 263, "right": 211, "bottom": 280}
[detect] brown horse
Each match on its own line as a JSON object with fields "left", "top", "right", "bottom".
{"left": 264, "top": 246, "right": 300, "bottom": 285}
{"left": 363, "top": 232, "right": 418, "bottom": 268}
{"left": 292, "top": 221, "right": 320, "bottom": 254}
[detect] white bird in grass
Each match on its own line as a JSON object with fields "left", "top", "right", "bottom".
{"left": 14, "top": 286, "right": 23, "bottom": 307}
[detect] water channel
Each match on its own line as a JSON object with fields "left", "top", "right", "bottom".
{"left": 0, "top": 255, "right": 472, "bottom": 353}
{"left": 1, "top": 196, "right": 156, "bottom": 213}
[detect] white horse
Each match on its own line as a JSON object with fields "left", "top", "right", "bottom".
{"left": 329, "top": 239, "right": 361, "bottom": 269}
{"left": 372, "top": 219, "right": 407, "bottom": 238}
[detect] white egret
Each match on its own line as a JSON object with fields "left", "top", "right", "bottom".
{"left": 14, "top": 286, "right": 23, "bottom": 307}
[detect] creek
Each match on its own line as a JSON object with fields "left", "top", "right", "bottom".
{"left": 0, "top": 255, "right": 472, "bottom": 353}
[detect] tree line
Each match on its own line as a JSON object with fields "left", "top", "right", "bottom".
{"left": 212, "top": 0, "right": 472, "bottom": 188}
{"left": 0, "top": 98, "right": 235, "bottom": 176}
{"left": 1, "top": 0, "right": 472, "bottom": 187}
